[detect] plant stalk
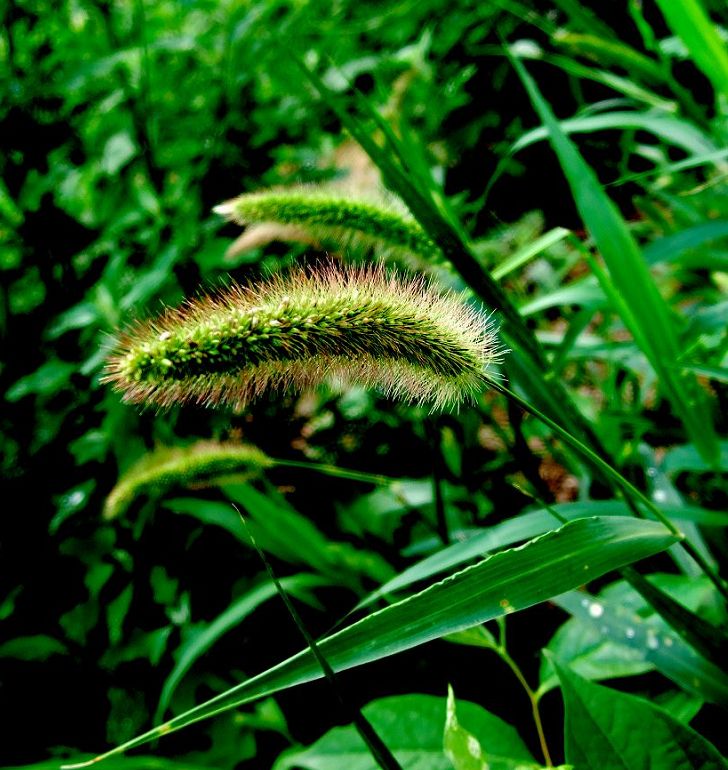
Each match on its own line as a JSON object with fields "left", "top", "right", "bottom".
{"left": 493, "top": 619, "right": 553, "bottom": 767}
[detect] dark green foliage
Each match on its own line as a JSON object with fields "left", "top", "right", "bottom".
{"left": 2, "top": 0, "right": 727, "bottom": 769}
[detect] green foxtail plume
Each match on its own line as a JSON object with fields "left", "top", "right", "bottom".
{"left": 214, "top": 187, "right": 441, "bottom": 261}
{"left": 104, "top": 264, "right": 502, "bottom": 410}
{"left": 104, "top": 441, "right": 273, "bottom": 520}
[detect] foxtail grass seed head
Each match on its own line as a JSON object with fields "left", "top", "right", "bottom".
{"left": 104, "top": 264, "right": 504, "bottom": 411}
{"left": 213, "top": 187, "right": 441, "bottom": 261}
{"left": 103, "top": 441, "right": 273, "bottom": 520}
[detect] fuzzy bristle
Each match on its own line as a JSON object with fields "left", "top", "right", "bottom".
{"left": 214, "top": 188, "right": 441, "bottom": 261}
{"left": 103, "top": 264, "right": 503, "bottom": 411}
{"left": 103, "top": 441, "right": 272, "bottom": 520}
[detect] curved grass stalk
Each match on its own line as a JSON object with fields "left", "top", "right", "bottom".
{"left": 214, "top": 188, "right": 441, "bottom": 261}
{"left": 103, "top": 441, "right": 273, "bottom": 520}
{"left": 104, "top": 439, "right": 400, "bottom": 521}
{"left": 104, "top": 264, "right": 503, "bottom": 411}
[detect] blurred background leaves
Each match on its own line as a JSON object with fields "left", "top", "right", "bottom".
{"left": 1, "top": 0, "right": 727, "bottom": 767}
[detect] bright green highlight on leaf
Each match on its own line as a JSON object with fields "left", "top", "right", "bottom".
{"left": 444, "top": 685, "right": 551, "bottom": 770}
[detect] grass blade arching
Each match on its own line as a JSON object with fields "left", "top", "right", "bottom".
{"left": 62, "top": 516, "right": 678, "bottom": 767}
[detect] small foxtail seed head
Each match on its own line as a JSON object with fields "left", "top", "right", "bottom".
{"left": 103, "top": 441, "right": 273, "bottom": 520}
{"left": 213, "top": 187, "right": 441, "bottom": 261}
{"left": 104, "top": 264, "right": 503, "bottom": 411}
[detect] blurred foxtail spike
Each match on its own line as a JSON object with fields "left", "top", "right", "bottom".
{"left": 103, "top": 441, "right": 273, "bottom": 520}
{"left": 213, "top": 187, "right": 441, "bottom": 260}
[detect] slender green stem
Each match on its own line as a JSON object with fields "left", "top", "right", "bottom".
{"left": 272, "top": 459, "right": 397, "bottom": 486}
{"left": 488, "top": 623, "right": 553, "bottom": 767}
{"left": 239, "top": 512, "right": 405, "bottom": 770}
{"left": 496, "top": 616, "right": 507, "bottom": 649}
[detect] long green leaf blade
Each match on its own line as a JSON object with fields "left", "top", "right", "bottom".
{"left": 358, "top": 501, "right": 728, "bottom": 608}
{"left": 65, "top": 516, "right": 677, "bottom": 766}
{"left": 509, "top": 51, "right": 719, "bottom": 463}
{"left": 491, "top": 226, "right": 571, "bottom": 280}
{"left": 512, "top": 111, "right": 716, "bottom": 156}
{"left": 654, "top": 0, "right": 728, "bottom": 98}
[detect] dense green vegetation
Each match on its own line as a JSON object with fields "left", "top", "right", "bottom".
{"left": 2, "top": 1, "right": 727, "bottom": 768}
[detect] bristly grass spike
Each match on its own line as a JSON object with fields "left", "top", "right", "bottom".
{"left": 104, "top": 263, "right": 503, "bottom": 411}
{"left": 103, "top": 441, "right": 273, "bottom": 520}
{"left": 213, "top": 186, "right": 441, "bottom": 262}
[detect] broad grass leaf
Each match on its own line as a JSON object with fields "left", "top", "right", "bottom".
{"left": 642, "top": 221, "right": 728, "bottom": 268}
{"left": 358, "top": 501, "right": 725, "bottom": 609}
{"left": 512, "top": 111, "right": 717, "bottom": 157}
{"left": 64, "top": 516, "right": 677, "bottom": 765}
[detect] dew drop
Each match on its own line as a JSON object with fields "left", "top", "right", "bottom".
{"left": 67, "top": 490, "right": 85, "bottom": 507}
{"left": 588, "top": 602, "right": 604, "bottom": 618}
{"left": 467, "top": 736, "right": 481, "bottom": 757}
